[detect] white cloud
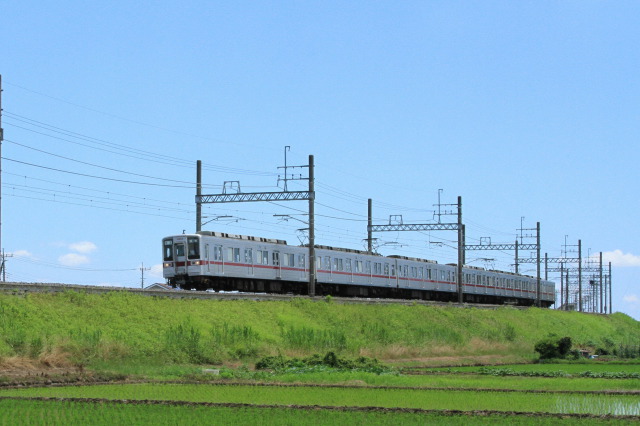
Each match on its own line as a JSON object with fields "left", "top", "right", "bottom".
{"left": 58, "top": 253, "right": 90, "bottom": 266}
{"left": 149, "top": 264, "right": 164, "bottom": 278}
{"left": 590, "top": 250, "right": 640, "bottom": 267}
{"left": 11, "top": 250, "right": 32, "bottom": 258}
{"left": 69, "top": 241, "right": 98, "bottom": 254}
{"left": 623, "top": 294, "right": 639, "bottom": 304}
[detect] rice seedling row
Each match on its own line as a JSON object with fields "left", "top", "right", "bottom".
{"left": 1, "top": 398, "right": 636, "bottom": 425}
{"left": 1, "top": 383, "right": 639, "bottom": 415}
{"left": 424, "top": 363, "right": 640, "bottom": 374}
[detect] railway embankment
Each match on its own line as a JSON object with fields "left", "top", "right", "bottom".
{"left": 0, "top": 288, "right": 637, "bottom": 371}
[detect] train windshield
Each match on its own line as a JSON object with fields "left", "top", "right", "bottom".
{"left": 187, "top": 237, "right": 200, "bottom": 259}
{"left": 163, "top": 239, "right": 173, "bottom": 261}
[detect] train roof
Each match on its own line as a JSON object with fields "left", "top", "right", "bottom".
{"left": 196, "top": 231, "right": 287, "bottom": 245}
{"left": 388, "top": 255, "right": 438, "bottom": 264}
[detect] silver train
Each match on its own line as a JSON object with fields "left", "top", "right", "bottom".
{"left": 162, "top": 231, "right": 555, "bottom": 307}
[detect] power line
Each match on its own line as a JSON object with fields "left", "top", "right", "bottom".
{"left": 6, "top": 138, "right": 208, "bottom": 186}
{"left": 3, "top": 157, "right": 195, "bottom": 188}
{"left": 3, "top": 171, "right": 193, "bottom": 207}
{"left": 5, "top": 110, "right": 276, "bottom": 176}
{"left": 5, "top": 193, "right": 193, "bottom": 221}
{"left": 2, "top": 182, "right": 194, "bottom": 214}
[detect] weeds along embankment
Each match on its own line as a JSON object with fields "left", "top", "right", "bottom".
{"left": 0, "top": 290, "right": 637, "bottom": 368}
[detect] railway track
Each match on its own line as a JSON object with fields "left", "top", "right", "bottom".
{"left": 0, "top": 281, "right": 526, "bottom": 309}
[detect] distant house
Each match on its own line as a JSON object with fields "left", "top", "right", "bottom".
{"left": 145, "top": 283, "right": 174, "bottom": 291}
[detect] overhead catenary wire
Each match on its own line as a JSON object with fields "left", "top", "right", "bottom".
{"left": 4, "top": 82, "right": 274, "bottom": 155}
{"left": 4, "top": 111, "right": 276, "bottom": 176}
{"left": 5, "top": 138, "right": 215, "bottom": 186}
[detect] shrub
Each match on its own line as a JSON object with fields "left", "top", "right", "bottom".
{"left": 255, "top": 351, "right": 391, "bottom": 374}
{"left": 534, "top": 336, "right": 572, "bottom": 360}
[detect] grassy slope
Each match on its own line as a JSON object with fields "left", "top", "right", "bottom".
{"left": 0, "top": 290, "right": 638, "bottom": 366}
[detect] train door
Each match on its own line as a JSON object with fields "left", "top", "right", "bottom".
{"left": 214, "top": 245, "right": 223, "bottom": 274}
{"left": 273, "top": 251, "right": 281, "bottom": 278}
{"left": 174, "top": 243, "right": 186, "bottom": 275}
{"left": 205, "top": 244, "right": 211, "bottom": 273}
{"left": 392, "top": 259, "right": 399, "bottom": 288}
{"left": 246, "top": 248, "right": 254, "bottom": 276}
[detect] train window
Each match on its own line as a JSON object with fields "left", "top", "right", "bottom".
{"left": 384, "top": 263, "right": 389, "bottom": 276}
{"left": 227, "top": 247, "right": 240, "bottom": 262}
{"left": 333, "top": 258, "right": 343, "bottom": 271}
{"left": 286, "top": 254, "right": 294, "bottom": 267}
{"left": 257, "top": 250, "right": 268, "bottom": 265}
{"left": 187, "top": 237, "right": 200, "bottom": 259}
{"left": 245, "top": 249, "right": 253, "bottom": 264}
{"left": 324, "top": 256, "right": 331, "bottom": 270}
{"left": 345, "top": 259, "right": 352, "bottom": 272}
{"left": 163, "top": 240, "right": 173, "bottom": 261}
{"left": 427, "top": 269, "right": 432, "bottom": 280}
{"left": 214, "top": 246, "right": 222, "bottom": 261}
{"left": 403, "top": 265, "right": 408, "bottom": 277}
{"left": 418, "top": 267, "right": 423, "bottom": 279}
{"left": 390, "top": 264, "right": 396, "bottom": 277}
{"left": 365, "top": 261, "right": 371, "bottom": 274}
{"left": 355, "top": 260, "right": 363, "bottom": 273}
{"left": 411, "top": 267, "right": 417, "bottom": 278}
{"left": 298, "top": 255, "right": 306, "bottom": 268}
{"left": 175, "top": 244, "right": 185, "bottom": 257}
{"left": 272, "top": 252, "right": 280, "bottom": 266}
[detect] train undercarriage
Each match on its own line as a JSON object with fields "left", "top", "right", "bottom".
{"left": 169, "top": 275, "right": 547, "bottom": 307}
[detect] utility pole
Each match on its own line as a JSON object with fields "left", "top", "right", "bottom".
{"left": 367, "top": 199, "right": 373, "bottom": 254}
{"left": 559, "top": 263, "right": 564, "bottom": 310}
{"left": 196, "top": 160, "right": 202, "bottom": 232}
{"left": 140, "top": 262, "right": 150, "bottom": 289}
{"left": 578, "top": 240, "right": 582, "bottom": 312}
{"left": 608, "top": 261, "right": 612, "bottom": 314}
{"left": 545, "top": 253, "right": 548, "bottom": 281}
{"left": 457, "top": 196, "right": 463, "bottom": 303}
{"left": 536, "top": 222, "right": 541, "bottom": 307}
{"left": 514, "top": 240, "right": 519, "bottom": 274}
{"left": 308, "top": 155, "right": 315, "bottom": 296}
{"left": 0, "top": 249, "right": 12, "bottom": 282}
{"left": 599, "top": 252, "right": 603, "bottom": 314}
{"left": 565, "top": 269, "right": 569, "bottom": 311}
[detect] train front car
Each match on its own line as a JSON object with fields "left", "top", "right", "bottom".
{"left": 162, "top": 234, "right": 205, "bottom": 289}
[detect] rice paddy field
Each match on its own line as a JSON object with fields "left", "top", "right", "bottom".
{"left": 0, "top": 291, "right": 639, "bottom": 423}
{"left": 0, "top": 362, "right": 639, "bottom": 424}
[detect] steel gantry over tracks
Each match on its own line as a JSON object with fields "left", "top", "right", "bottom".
{"left": 367, "top": 196, "right": 465, "bottom": 304}
{"left": 195, "top": 155, "right": 317, "bottom": 296}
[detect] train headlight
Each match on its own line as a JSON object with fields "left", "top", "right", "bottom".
{"left": 163, "top": 262, "right": 171, "bottom": 268}
{"left": 193, "top": 261, "right": 202, "bottom": 266}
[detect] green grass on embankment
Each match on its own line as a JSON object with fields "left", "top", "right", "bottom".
{"left": 0, "top": 290, "right": 637, "bottom": 368}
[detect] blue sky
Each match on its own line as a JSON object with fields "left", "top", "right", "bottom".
{"left": 1, "top": 1, "right": 638, "bottom": 318}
